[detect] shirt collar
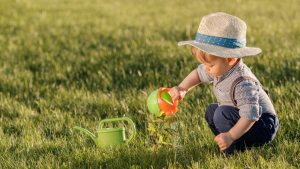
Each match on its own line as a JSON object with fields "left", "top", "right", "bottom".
{"left": 217, "top": 59, "right": 243, "bottom": 82}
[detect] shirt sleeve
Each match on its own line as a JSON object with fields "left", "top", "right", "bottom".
{"left": 234, "top": 79, "right": 262, "bottom": 121}
{"left": 197, "top": 64, "right": 213, "bottom": 83}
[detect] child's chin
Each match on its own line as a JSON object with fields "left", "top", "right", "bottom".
{"left": 213, "top": 72, "right": 225, "bottom": 77}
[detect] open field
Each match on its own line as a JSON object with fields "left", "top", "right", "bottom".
{"left": 0, "top": 0, "right": 299, "bottom": 168}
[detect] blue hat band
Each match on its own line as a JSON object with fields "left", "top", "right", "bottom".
{"left": 195, "top": 33, "right": 246, "bottom": 49}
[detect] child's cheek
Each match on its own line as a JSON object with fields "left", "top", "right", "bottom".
{"left": 205, "top": 66, "right": 210, "bottom": 72}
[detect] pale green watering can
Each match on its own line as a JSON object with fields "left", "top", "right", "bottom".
{"left": 74, "top": 117, "right": 136, "bottom": 148}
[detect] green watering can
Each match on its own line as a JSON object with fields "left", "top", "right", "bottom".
{"left": 74, "top": 117, "right": 136, "bottom": 148}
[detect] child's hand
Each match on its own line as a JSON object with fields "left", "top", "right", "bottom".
{"left": 169, "top": 86, "right": 188, "bottom": 102}
{"left": 214, "top": 132, "right": 235, "bottom": 151}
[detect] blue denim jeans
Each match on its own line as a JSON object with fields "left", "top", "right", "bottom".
{"left": 205, "top": 103, "right": 279, "bottom": 154}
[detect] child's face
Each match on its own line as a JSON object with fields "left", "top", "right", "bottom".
{"left": 191, "top": 47, "right": 237, "bottom": 77}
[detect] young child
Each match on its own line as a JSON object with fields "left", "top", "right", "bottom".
{"left": 169, "top": 12, "right": 279, "bottom": 154}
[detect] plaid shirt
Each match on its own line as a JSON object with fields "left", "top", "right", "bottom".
{"left": 197, "top": 59, "right": 276, "bottom": 121}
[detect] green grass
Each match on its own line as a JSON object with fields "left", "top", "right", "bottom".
{"left": 0, "top": 0, "right": 299, "bottom": 168}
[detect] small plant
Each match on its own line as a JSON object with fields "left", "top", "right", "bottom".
{"left": 147, "top": 114, "right": 179, "bottom": 150}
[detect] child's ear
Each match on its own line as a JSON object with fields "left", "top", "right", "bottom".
{"left": 227, "top": 58, "right": 238, "bottom": 66}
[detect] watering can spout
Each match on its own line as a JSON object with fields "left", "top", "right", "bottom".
{"left": 74, "top": 126, "right": 97, "bottom": 143}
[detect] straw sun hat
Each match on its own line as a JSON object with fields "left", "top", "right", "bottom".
{"left": 178, "top": 12, "right": 261, "bottom": 58}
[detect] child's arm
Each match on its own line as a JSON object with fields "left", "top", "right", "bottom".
{"left": 170, "top": 64, "right": 213, "bottom": 101}
{"left": 170, "top": 69, "right": 201, "bottom": 101}
{"left": 178, "top": 68, "right": 201, "bottom": 91}
{"left": 229, "top": 117, "right": 255, "bottom": 140}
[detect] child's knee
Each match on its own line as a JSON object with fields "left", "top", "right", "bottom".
{"left": 213, "top": 105, "right": 239, "bottom": 126}
{"left": 205, "top": 104, "right": 218, "bottom": 123}
{"left": 213, "top": 107, "right": 226, "bottom": 124}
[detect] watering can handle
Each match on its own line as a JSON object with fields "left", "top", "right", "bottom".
{"left": 98, "top": 117, "right": 136, "bottom": 144}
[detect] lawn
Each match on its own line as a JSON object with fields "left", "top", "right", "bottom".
{"left": 0, "top": 0, "right": 299, "bottom": 168}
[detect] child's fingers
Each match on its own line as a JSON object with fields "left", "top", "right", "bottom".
{"left": 219, "top": 141, "right": 229, "bottom": 150}
{"left": 214, "top": 136, "right": 221, "bottom": 145}
{"left": 172, "top": 95, "right": 180, "bottom": 102}
{"left": 169, "top": 91, "right": 179, "bottom": 100}
{"left": 217, "top": 142, "right": 227, "bottom": 150}
{"left": 215, "top": 134, "right": 230, "bottom": 151}
{"left": 214, "top": 136, "right": 219, "bottom": 142}
{"left": 169, "top": 87, "right": 180, "bottom": 101}
{"left": 220, "top": 144, "right": 227, "bottom": 151}
{"left": 214, "top": 134, "right": 222, "bottom": 141}
{"left": 169, "top": 88, "right": 177, "bottom": 97}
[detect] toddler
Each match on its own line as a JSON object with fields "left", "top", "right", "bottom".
{"left": 170, "top": 12, "right": 279, "bottom": 154}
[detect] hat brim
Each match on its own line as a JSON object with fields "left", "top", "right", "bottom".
{"left": 178, "top": 40, "right": 261, "bottom": 58}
